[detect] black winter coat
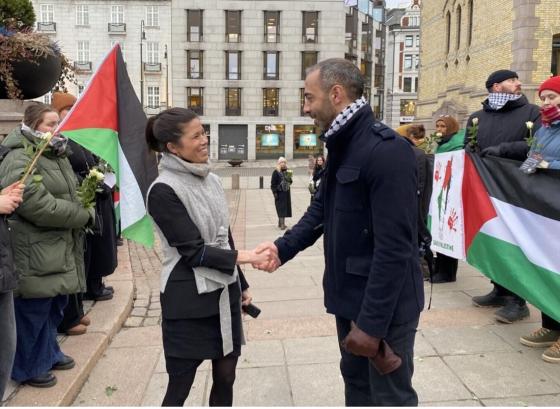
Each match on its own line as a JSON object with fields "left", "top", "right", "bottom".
{"left": 68, "top": 140, "right": 118, "bottom": 278}
{"left": 271, "top": 169, "right": 292, "bottom": 218}
{"left": 274, "top": 106, "right": 424, "bottom": 339}
{"left": 465, "top": 95, "right": 541, "bottom": 160}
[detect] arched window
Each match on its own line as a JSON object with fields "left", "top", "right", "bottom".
{"left": 552, "top": 34, "right": 560, "bottom": 75}
{"left": 467, "top": 0, "right": 474, "bottom": 46}
{"left": 445, "top": 11, "right": 451, "bottom": 54}
{"left": 456, "top": 5, "right": 462, "bottom": 50}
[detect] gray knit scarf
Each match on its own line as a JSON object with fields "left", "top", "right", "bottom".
{"left": 148, "top": 153, "right": 243, "bottom": 356}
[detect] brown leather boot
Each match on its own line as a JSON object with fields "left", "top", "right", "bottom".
{"left": 66, "top": 324, "right": 87, "bottom": 336}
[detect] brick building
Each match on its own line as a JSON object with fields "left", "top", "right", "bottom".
{"left": 416, "top": 0, "right": 560, "bottom": 131}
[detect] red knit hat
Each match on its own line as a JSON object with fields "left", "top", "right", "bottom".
{"left": 538, "top": 76, "right": 560, "bottom": 96}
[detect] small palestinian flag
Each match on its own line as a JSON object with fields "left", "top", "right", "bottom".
{"left": 58, "top": 44, "right": 158, "bottom": 247}
{"left": 463, "top": 152, "right": 560, "bottom": 323}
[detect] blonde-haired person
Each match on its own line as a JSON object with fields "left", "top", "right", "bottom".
{"left": 271, "top": 157, "right": 292, "bottom": 230}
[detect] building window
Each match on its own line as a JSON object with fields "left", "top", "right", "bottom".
{"left": 415, "top": 77, "right": 419, "bottom": 92}
{"left": 445, "top": 11, "right": 451, "bottom": 54}
{"left": 405, "top": 35, "right": 413, "bottom": 47}
{"left": 552, "top": 34, "right": 560, "bottom": 75}
{"left": 77, "top": 41, "right": 90, "bottom": 63}
{"left": 293, "top": 125, "right": 322, "bottom": 158}
{"left": 456, "top": 6, "right": 462, "bottom": 50}
{"left": 111, "top": 40, "right": 125, "bottom": 60}
{"left": 187, "top": 10, "right": 203, "bottom": 42}
{"left": 361, "top": 18, "right": 373, "bottom": 54}
{"left": 263, "top": 88, "right": 279, "bottom": 116}
{"left": 226, "top": 10, "right": 241, "bottom": 43}
{"left": 416, "top": 34, "right": 420, "bottom": 47}
{"left": 404, "top": 54, "right": 413, "bottom": 70}
{"left": 467, "top": 0, "right": 474, "bottom": 46}
{"left": 264, "top": 10, "right": 280, "bottom": 43}
{"left": 111, "top": 5, "right": 124, "bottom": 24}
{"left": 301, "top": 51, "right": 318, "bottom": 80}
{"left": 403, "top": 77, "right": 412, "bottom": 92}
{"left": 345, "top": 9, "right": 358, "bottom": 49}
{"left": 414, "top": 54, "right": 419, "bottom": 69}
{"left": 147, "top": 86, "right": 160, "bottom": 108}
{"left": 187, "top": 50, "right": 203, "bottom": 79}
{"left": 146, "top": 42, "right": 159, "bottom": 64}
{"left": 300, "top": 88, "right": 305, "bottom": 116}
{"left": 226, "top": 51, "right": 241, "bottom": 80}
{"left": 256, "top": 124, "right": 285, "bottom": 159}
{"left": 146, "top": 5, "right": 159, "bottom": 27}
{"left": 263, "top": 51, "right": 279, "bottom": 80}
{"left": 40, "top": 4, "right": 54, "bottom": 22}
{"left": 225, "top": 88, "right": 241, "bottom": 116}
{"left": 361, "top": 60, "right": 372, "bottom": 82}
{"left": 302, "top": 11, "right": 318, "bottom": 43}
{"left": 76, "top": 5, "right": 89, "bottom": 25}
{"left": 187, "top": 87, "right": 203, "bottom": 115}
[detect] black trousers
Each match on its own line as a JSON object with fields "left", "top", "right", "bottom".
{"left": 492, "top": 282, "right": 526, "bottom": 304}
{"left": 542, "top": 313, "right": 560, "bottom": 331}
{"left": 335, "top": 316, "right": 419, "bottom": 406}
{"left": 58, "top": 293, "right": 84, "bottom": 333}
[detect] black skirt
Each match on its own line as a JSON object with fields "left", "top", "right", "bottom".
{"left": 162, "top": 302, "right": 243, "bottom": 374}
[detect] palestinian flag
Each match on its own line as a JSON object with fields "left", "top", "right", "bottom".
{"left": 463, "top": 152, "right": 560, "bottom": 323}
{"left": 58, "top": 44, "right": 158, "bottom": 247}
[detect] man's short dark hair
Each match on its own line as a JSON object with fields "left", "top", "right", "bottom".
{"left": 306, "top": 58, "right": 364, "bottom": 100}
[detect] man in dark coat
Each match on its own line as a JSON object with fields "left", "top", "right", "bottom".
{"left": 464, "top": 70, "right": 541, "bottom": 323}
{"left": 256, "top": 59, "right": 424, "bottom": 406}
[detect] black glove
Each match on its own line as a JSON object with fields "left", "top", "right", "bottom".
{"left": 480, "top": 146, "right": 501, "bottom": 157}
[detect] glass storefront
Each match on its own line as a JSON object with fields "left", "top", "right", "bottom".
{"left": 256, "top": 124, "right": 285, "bottom": 159}
{"left": 293, "top": 125, "right": 323, "bottom": 158}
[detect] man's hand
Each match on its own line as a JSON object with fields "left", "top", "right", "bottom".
{"left": 341, "top": 322, "right": 380, "bottom": 358}
{"left": 480, "top": 146, "right": 501, "bottom": 157}
{"left": 0, "top": 194, "right": 22, "bottom": 215}
{"left": 253, "top": 241, "right": 280, "bottom": 272}
{"left": 241, "top": 290, "right": 252, "bottom": 307}
{"left": 1, "top": 182, "right": 25, "bottom": 198}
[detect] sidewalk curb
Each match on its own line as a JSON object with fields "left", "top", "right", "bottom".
{"left": 6, "top": 241, "right": 134, "bottom": 407}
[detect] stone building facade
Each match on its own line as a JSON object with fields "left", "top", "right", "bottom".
{"left": 384, "top": 0, "right": 421, "bottom": 129}
{"left": 416, "top": 0, "right": 560, "bottom": 131}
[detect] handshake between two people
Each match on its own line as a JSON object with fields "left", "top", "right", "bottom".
{"left": 236, "top": 241, "right": 280, "bottom": 272}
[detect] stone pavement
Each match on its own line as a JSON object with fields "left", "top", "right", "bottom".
{"left": 70, "top": 171, "right": 560, "bottom": 407}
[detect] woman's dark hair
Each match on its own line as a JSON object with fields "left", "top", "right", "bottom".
{"left": 145, "top": 107, "right": 198, "bottom": 152}
{"left": 314, "top": 154, "right": 325, "bottom": 170}
{"left": 23, "top": 103, "right": 57, "bottom": 131}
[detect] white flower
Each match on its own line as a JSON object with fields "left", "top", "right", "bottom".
{"left": 39, "top": 131, "right": 52, "bottom": 140}
{"left": 89, "top": 168, "right": 105, "bottom": 181}
{"left": 435, "top": 132, "right": 443, "bottom": 138}
{"left": 526, "top": 121, "right": 534, "bottom": 130}
{"left": 472, "top": 117, "right": 479, "bottom": 126}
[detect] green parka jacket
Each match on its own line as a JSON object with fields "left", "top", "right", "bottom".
{"left": 0, "top": 127, "right": 93, "bottom": 298}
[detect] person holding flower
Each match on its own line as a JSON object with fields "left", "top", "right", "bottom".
{"left": 271, "top": 157, "right": 292, "bottom": 230}
{"left": 0, "top": 103, "right": 94, "bottom": 388}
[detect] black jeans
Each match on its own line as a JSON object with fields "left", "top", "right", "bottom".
{"left": 542, "top": 313, "right": 560, "bottom": 331}
{"left": 336, "top": 316, "right": 419, "bottom": 406}
{"left": 493, "top": 282, "right": 526, "bottom": 304}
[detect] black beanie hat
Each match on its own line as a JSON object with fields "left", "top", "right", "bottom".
{"left": 485, "top": 70, "right": 518, "bottom": 91}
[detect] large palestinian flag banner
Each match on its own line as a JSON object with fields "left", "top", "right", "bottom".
{"left": 430, "top": 150, "right": 560, "bottom": 322}
{"left": 58, "top": 45, "right": 158, "bottom": 247}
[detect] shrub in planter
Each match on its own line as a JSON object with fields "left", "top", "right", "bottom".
{"left": 0, "top": 0, "right": 74, "bottom": 99}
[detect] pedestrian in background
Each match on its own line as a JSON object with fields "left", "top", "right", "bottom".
{"left": 466, "top": 69, "right": 541, "bottom": 324}
{"left": 309, "top": 154, "right": 325, "bottom": 202}
{"left": 145, "top": 107, "right": 271, "bottom": 406}
{"left": 0, "top": 103, "right": 94, "bottom": 388}
{"left": 0, "top": 180, "right": 24, "bottom": 399}
{"left": 271, "top": 157, "right": 292, "bottom": 230}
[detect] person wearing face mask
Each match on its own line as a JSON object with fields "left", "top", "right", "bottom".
{"left": 271, "top": 157, "right": 292, "bottom": 230}
{"left": 0, "top": 103, "right": 94, "bottom": 388}
{"left": 465, "top": 70, "right": 541, "bottom": 324}
{"left": 145, "top": 108, "right": 273, "bottom": 406}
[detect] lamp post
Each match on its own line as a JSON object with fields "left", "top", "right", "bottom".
{"left": 140, "top": 19, "right": 146, "bottom": 108}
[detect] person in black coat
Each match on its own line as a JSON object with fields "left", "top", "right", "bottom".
{"left": 270, "top": 157, "right": 292, "bottom": 230}
{"left": 310, "top": 155, "right": 326, "bottom": 200}
{"left": 464, "top": 70, "right": 540, "bottom": 324}
{"left": 255, "top": 59, "right": 423, "bottom": 406}
{"left": 0, "top": 180, "right": 24, "bottom": 400}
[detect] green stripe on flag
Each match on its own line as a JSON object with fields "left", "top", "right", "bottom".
{"left": 122, "top": 214, "right": 154, "bottom": 248}
{"left": 467, "top": 232, "right": 560, "bottom": 323}
{"left": 62, "top": 128, "right": 119, "bottom": 176}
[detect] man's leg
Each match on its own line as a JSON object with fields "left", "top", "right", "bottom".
{"left": 0, "top": 291, "right": 16, "bottom": 400}
{"left": 368, "top": 319, "right": 419, "bottom": 407}
{"left": 335, "top": 317, "right": 371, "bottom": 406}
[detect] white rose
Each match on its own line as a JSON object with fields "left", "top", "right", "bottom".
{"left": 472, "top": 117, "right": 479, "bottom": 126}
{"left": 436, "top": 132, "right": 443, "bottom": 138}
{"left": 526, "top": 121, "right": 534, "bottom": 130}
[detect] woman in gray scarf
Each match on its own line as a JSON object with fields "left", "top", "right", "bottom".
{"left": 146, "top": 108, "right": 272, "bottom": 406}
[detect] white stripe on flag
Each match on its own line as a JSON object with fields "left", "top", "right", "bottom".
{"left": 118, "top": 144, "right": 147, "bottom": 230}
{"left": 480, "top": 198, "right": 560, "bottom": 274}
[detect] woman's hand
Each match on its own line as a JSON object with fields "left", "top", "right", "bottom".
{"left": 0, "top": 193, "right": 22, "bottom": 215}
{"left": 241, "top": 290, "right": 252, "bottom": 307}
